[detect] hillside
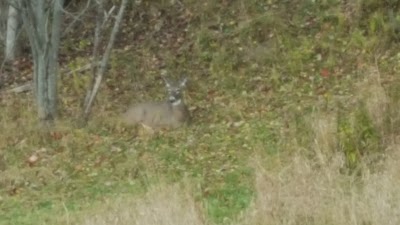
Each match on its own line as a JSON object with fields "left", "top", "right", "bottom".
{"left": 1, "top": 1, "right": 400, "bottom": 224}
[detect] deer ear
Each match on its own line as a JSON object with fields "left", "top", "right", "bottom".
{"left": 180, "top": 77, "right": 188, "bottom": 87}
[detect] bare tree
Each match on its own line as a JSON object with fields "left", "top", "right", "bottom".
{"left": 0, "top": 1, "right": 8, "bottom": 43}
{"left": 5, "top": 0, "right": 19, "bottom": 62}
{"left": 18, "top": 0, "right": 64, "bottom": 125}
{"left": 0, "top": 1, "right": 9, "bottom": 86}
{"left": 82, "top": 0, "right": 128, "bottom": 123}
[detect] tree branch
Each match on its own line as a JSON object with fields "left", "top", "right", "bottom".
{"left": 82, "top": 0, "right": 128, "bottom": 122}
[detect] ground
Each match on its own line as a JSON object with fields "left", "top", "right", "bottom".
{"left": 1, "top": 1, "right": 400, "bottom": 224}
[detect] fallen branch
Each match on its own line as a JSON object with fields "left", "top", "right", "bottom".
{"left": 6, "top": 81, "right": 33, "bottom": 93}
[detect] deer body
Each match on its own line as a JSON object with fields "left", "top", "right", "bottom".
{"left": 122, "top": 77, "right": 190, "bottom": 129}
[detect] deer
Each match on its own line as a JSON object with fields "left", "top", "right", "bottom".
{"left": 121, "top": 76, "right": 190, "bottom": 129}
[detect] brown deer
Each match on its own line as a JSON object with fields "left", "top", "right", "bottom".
{"left": 121, "top": 76, "right": 190, "bottom": 129}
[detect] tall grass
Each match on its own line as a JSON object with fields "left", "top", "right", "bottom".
{"left": 80, "top": 184, "right": 205, "bottom": 225}
{"left": 241, "top": 149, "right": 400, "bottom": 225}
{"left": 239, "top": 66, "right": 400, "bottom": 225}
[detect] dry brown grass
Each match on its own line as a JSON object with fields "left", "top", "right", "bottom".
{"left": 241, "top": 145, "right": 400, "bottom": 225}
{"left": 79, "top": 183, "right": 206, "bottom": 225}
{"left": 78, "top": 148, "right": 400, "bottom": 225}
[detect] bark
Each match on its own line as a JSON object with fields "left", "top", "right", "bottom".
{"left": 47, "top": 0, "right": 64, "bottom": 118}
{"left": 0, "top": 1, "right": 8, "bottom": 42}
{"left": 5, "top": 1, "right": 18, "bottom": 61}
{"left": 19, "top": 0, "right": 64, "bottom": 125}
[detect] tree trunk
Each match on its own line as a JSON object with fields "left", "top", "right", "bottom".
{"left": 5, "top": 1, "right": 18, "bottom": 61}
{"left": 19, "top": 0, "right": 64, "bottom": 125}
{"left": 0, "top": 1, "right": 8, "bottom": 43}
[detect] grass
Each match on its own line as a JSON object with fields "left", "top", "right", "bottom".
{"left": 2, "top": 0, "right": 400, "bottom": 224}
